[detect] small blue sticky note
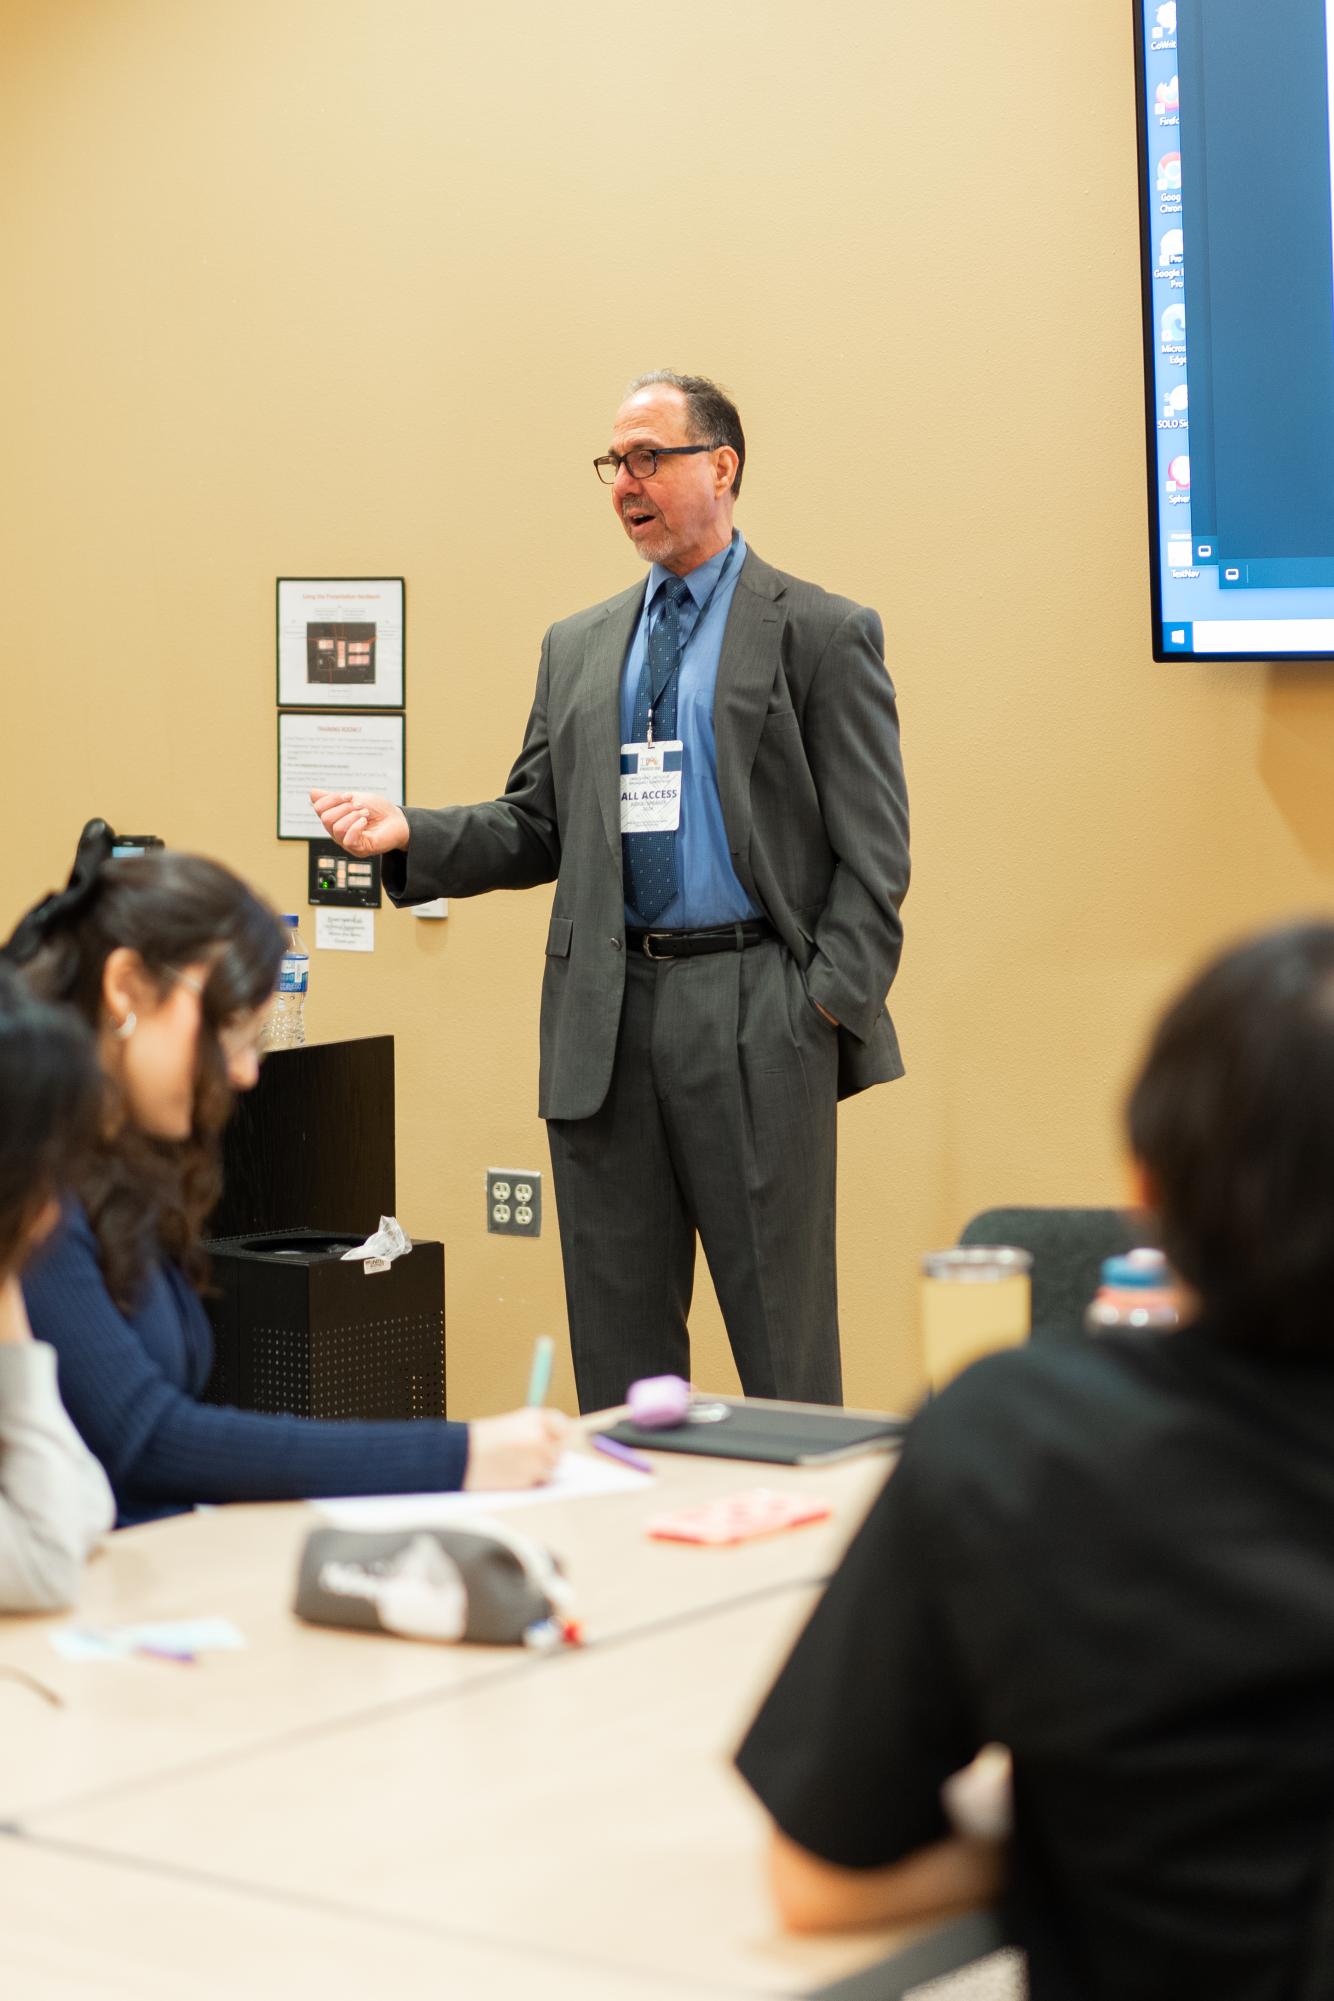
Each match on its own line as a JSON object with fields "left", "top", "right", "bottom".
{"left": 49, "top": 1628, "right": 122, "bottom": 1663}
{"left": 50, "top": 1617, "right": 246, "bottom": 1662}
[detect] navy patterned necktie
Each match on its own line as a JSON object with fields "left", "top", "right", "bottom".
{"left": 623, "top": 574, "right": 692, "bottom": 923}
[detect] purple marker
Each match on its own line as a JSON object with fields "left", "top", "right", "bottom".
{"left": 591, "top": 1434, "right": 655, "bottom": 1476}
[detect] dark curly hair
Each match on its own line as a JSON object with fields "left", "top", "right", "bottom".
{"left": 20, "top": 850, "right": 287, "bottom": 1308}
{"left": 0, "top": 965, "right": 102, "bottom": 1275}
{"left": 1127, "top": 920, "right": 1334, "bottom": 1354}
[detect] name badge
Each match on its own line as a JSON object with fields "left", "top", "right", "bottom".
{"left": 620, "top": 740, "right": 684, "bottom": 834}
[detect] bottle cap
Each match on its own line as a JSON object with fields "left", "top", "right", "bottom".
{"left": 1100, "top": 1250, "right": 1169, "bottom": 1289}
{"left": 920, "top": 1246, "right": 1033, "bottom": 1282}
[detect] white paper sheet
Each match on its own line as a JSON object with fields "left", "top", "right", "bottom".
{"left": 279, "top": 712, "right": 404, "bottom": 840}
{"left": 315, "top": 908, "right": 374, "bottom": 953}
{"left": 314, "top": 1450, "right": 650, "bottom": 1530}
{"left": 277, "top": 577, "right": 404, "bottom": 708}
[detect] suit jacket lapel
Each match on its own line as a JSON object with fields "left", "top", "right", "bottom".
{"left": 586, "top": 582, "right": 646, "bottom": 865}
{"left": 714, "top": 552, "right": 785, "bottom": 883}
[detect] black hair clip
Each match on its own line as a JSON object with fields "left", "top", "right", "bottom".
{"left": 0, "top": 818, "right": 117, "bottom": 967}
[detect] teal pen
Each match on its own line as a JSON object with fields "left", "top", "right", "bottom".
{"left": 526, "top": 1334, "right": 554, "bottom": 1407}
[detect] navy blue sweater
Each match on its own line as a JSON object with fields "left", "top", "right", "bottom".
{"left": 23, "top": 1203, "right": 469, "bottom": 1525}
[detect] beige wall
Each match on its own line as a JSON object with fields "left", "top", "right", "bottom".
{"left": 3, "top": 0, "right": 1331, "bottom": 1419}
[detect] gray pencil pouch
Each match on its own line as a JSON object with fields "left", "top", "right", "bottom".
{"left": 293, "top": 1520, "right": 574, "bottom": 1647}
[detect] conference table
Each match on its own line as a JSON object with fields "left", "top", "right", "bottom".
{"left": 0, "top": 1414, "right": 923, "bottom": 2000}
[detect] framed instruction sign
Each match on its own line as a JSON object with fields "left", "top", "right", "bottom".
{"left": 277, "top": 577, "right": 405, "bottom": 709}
{"left": 278, "top": 712, "right": 405, "bottom": 841}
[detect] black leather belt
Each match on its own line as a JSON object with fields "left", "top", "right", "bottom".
{"left": 626, "top": 920, "right": 774, "bottom": 960}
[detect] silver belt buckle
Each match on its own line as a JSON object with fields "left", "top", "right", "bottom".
{"left": 642, "top": 931, "right": 671, "bottom": 960}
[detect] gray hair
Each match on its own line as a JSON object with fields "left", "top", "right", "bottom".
{"left": 625, "top": 371, "right": 745, "bottom": 498}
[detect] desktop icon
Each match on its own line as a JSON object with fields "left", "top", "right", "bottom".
{"left": 1161, "top": 303, "right": 1186, "bottom": 345}
{"left": 1166, "top": 455, "right": 1190, "bottom": 493}
{"left": 1167, "top": 534, "right": 1193, "bottom": 570}
{"left": 1158, "top": 228, "right": 1184, "bottom": 267}
{"left": 1153, "top": 3, "right": 1178, "bottom": 43}
{"left": 1155, "top": 76, "right": 1180, "bottom": 117}
{"left": 1162, "top": 384, "right": 1189, "bottom": 421}
{"left": 1157, "top": 152, "right": 1182, "bottom": 193}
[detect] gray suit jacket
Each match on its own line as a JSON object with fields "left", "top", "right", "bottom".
{"left": 385, "top": 549, "right": 910, "bottom": 1121}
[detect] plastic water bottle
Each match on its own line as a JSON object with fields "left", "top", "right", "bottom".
{"left": 1085, "top": 1249, "right": 1180, "bottom": 1335}
{"left": 265, "top": 915, "right": 309, "bottom": 1050}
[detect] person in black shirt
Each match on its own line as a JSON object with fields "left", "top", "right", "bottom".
{"left": 736, "top": 921, "right": 1334, "bottom": 2000}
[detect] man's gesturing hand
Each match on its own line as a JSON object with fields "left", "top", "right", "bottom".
{"left": 308, "top": 791, "right": 410, "bottom": 858}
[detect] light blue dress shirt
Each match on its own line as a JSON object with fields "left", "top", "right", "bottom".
{"left": 619, "top": 529, "right": 761, "bottom": 930}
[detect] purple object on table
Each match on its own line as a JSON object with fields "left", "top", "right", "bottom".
{"left": 627, "top": 1374, "right": 692, "bottom": 1430}
{"left": 591, "top": 1434, "right": 655, "bottom": 1475}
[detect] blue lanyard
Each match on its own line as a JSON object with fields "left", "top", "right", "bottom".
{"left": 644, "top": 541, "right": 737, "bottom": 744}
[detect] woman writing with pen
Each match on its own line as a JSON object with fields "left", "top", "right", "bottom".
{"left": 7, "top": 822, "right": 567, "bottom": 1526}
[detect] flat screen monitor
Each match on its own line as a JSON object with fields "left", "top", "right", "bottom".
{"left": 1137, "top": 1, "right": 1334, "bottom": 659}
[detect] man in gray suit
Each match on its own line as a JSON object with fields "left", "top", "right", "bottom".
{"left": 311, "top": 372, "right": 908, "bottom": 1412}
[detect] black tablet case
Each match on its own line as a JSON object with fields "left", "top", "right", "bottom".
{"left": 600, "top": 1399, "right": 907, "bottom": 1466}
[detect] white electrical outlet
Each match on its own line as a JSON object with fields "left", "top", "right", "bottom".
{"left": 486, "top": 1169, "right": 541, "bottom": 1237}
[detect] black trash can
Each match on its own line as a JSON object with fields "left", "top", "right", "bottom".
{"left": 202, "top": 1228, "right": 446, "bottom": 1421}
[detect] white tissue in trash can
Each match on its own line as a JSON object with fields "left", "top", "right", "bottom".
{"left": 340, "top": 1215, "right": 413, "bottom": 1266}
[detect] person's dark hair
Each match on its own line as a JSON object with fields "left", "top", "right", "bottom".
{"left": 627, "top": 370, "right": 746, "bottom": 498}
{"left": 1126, "top": 921, "right": 1334, "bottom": 1354}
{"left": 0, "top": 964, "right": 102, "bottom": 1276}
{"left": 11, "top": 831, "right": 286, "bottom": 1308}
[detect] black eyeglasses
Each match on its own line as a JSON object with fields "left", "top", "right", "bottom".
{"left": 592, "top": 444, "right": 718, "bottom": 484}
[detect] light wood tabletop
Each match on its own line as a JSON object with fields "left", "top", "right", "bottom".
{"left": 1, "top": 1838, "right": 760, "bottom": 2001}
{"left": 2, "top": 1422, "right": 904, "bottom": 1998}
{"left": 0, "top": 1433, "right": 889, "bottom": 1822}
{"left": 27, "top": 1588, "right": 911, "bottom": 1996}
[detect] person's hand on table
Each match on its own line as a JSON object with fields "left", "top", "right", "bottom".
{"left": 464, "top": 1408, "right": 570, "bottom": 1491}
{"left": 308, "top": 790, "right": 410, "bottom": 858}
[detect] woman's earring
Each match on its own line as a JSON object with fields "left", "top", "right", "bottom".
{"left": 112, "top": 1011, "right": 137, "bottom": 1041}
